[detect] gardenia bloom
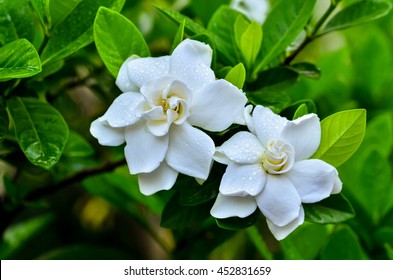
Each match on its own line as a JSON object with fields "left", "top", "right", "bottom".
{"left": 90, "top": 39, "right": 247, "bottom": 195}
{"left": 211, "top": 105, "right": 342, "bottom": 240}
{"left": 230, "top": 0, "right": 270, "bottom": 25}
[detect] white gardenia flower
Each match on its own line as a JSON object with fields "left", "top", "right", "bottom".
{"left": 211, "top": 105, "right": 342, "bottom": 240}
{"left": 230, "top": 0, "right": 270, "bottom": 25}
{"left": 90, "top": 39, "right": 247, "bottom": 195}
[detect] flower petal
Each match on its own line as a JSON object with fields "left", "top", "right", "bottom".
{"left": 220, "top": 162, "right": 266, "bottom": 196}
{"left": 244, "top": 105, "right": 256, "bottom": 134}
{"left": 116, "top": 56, "right": 139, "bottom": 92}
{"left": 256, "top": 174, "right": 301, "bottom": 226}
{"left": 266, "top": 207, "right": 305, "bottom": 240}
{"left": 280, "top": 113, "right": 321, "bottom": 161}
{"left": 124, "top": 122, "right": 169, "bottom": 174}
{"left": 188, "top": 80, "right": 247, "bottom": 131}
{"left": 100, "top": 92, "right": 144, "bottom": 127}
{"left": 210, "top": 193, "right": 257, "bottom": 219}
{"left": 127, "top": 56, "right": 170, "bottom": 89}
{"left": 90, "top": 119, "right": 124, "bottom": 146}
{"left": 252, "top": 105, "right": 288, "bottom": 147}
{"left": 138, "top": 162, "right": 178, "bottom": 195}
{"left": 287, "top": 159, "right": 337, "bottom": 203}
{"left": 215, "top": 131, "right": 264, "bottom": 164}
{"left": 331, "top": 169, "right": 343, "bottom": 194}
{"left": 166, "top": 123, "right": 215, "bottom": 179}
{"left": 170, "top": 39, "right": 215, "bottom": 92}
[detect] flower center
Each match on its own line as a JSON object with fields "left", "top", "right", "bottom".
{"left": 262, "top": 139, "right": 295, "bottom": 175}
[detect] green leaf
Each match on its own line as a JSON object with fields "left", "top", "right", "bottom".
{"left": 34, "top": 60, "right": 65, "bottom": 80}
{"left": 322, "top": 1, "right": 392, "bottom": 35}
{"left": 225, "top": 63, "right": 246, "bottom": 89}
{"left": 0, "top": 98, "right": 8, "bottom": 143}
{"left": 41, "top": 0, "right": 126, "bottom": 65}
{"left": 208, "top": 6, "right": 244, "bottom": 65}
{"left": 30, "top": 0, "right": 49, "bottom": 32}
{"left": 0, "top": 39, "right": 42, "bottom": 80}
{"left": 6, "top": 97, "right": 69, "bottom": 169}
{"left": 254, "top": 0, "right": 316, "bottom": 74}
{"left": 280, "top": 223, "right": 330, "bottom": 259}
{"left": 48, "top": 0, "right": 80, "bottom": 28}
{"left": 312, "top": 109, "right": 366, "bottom": 167}
{"left": 288, "top": 62, "right": 321, "bottom": 80}
{"left": 247, "top": 91, "right": 291, "bottom": 113}
{"left": 94, "top": 7, "right": 150, "bottom": 77}
{"left": 248, "top": 66, "right": 299, "bottom": 93}
{"left": 281, "top": 99, "right": 317, "bottom": 119}
{"left": 235, "top": 19, "right": 262, "bottom": 70}
{"left": 321, "top": 226, "right": 368, "bottom": 259}
{"left": 63, "top": 131, "right": 94, "bottom": 157}
{"left": 293, "top": 103, "right": 309, "bottom": 119}
{"left": 385, "top": 244, "right": 393, "bottom": 260}
{"left": 171, "top": 19, "right": 185, "bottom": 53}
{"left": 375, "top": 227, "right": 393, "bottom": 244}
{"left": 304, "top": 194, "right": 355, "bottom": 224}
{"left": 156, "top": 6, "right": 207, "bottom": 35}
{"left": 0, "top": 214, "right": 55, "bottom": 259}
{"left": 216, "top": 210, "right": 259, "bottom": 230}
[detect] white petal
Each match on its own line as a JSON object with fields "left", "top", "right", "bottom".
{"left": 220, "top": 162, "right": 266, "bottom": 196}
{"left": 280, "top": 113, "right": 321, "bottom": 161}
{"left": 266, "top": 207, "right": 305, "bottom": 240}
{"left": 124, "top": 122, "right": 169, "bottom": 174}
{"left": 287, "top": 159, "right": 337, "bottom": 203}
{"left": 127, "top": 56, "right": 170, "bottom": 88}
{"left": 100, "top": 92, "right": 144, "bottom": 127}
{"left": 188, "top": 80, "right": 247, "bottom": 131}
{"left": 252, "top": 105, "right": 288, "bottom": 147}
{"left": 215, "top": 131, "right": 264, "bottom": 164}
{"left": 331, "top": 169, "right": 343, "bottom": 194}
{"left": 210, "top": 193, "right": 257, "bottom": 219}
{"left": 166, "top": 123, "right": 215, "bottom": 179}
{"left": 115, "top": 56, "right": 139, "bottom": 92}
{"left": 146, "top": 119, "right": 171, "bottom": 137}
{"left": 256, "top": 174, "right": 301, "bottom": 226}
{"left": 90, "top": 119, "right": 124, "bottom": 146}
{"left": 170, "top": 39, "right": 215, "bottom": 92}
{"left": 244, "top": 105, "right": 256, "bottom": 134}
{"left": 138, "top": 162, "right": 178, "bottom": 195}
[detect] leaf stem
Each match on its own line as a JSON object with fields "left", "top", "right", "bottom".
{"left": 246, "top": 226, "right": 274, "bottom": 260}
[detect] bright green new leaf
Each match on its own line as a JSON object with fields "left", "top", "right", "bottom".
{"left": 171, "top": 19, "right": 185, "bottom": 53}
{"left": 303, "top": 194, "right": 355, "bottom": 224}
{"left": 321, "top": 226, "right": 368, "bottom": 259}
{"left": 94, "top": 7, "right": 150, "bottom": 77}
{"left": 6, "top": 97, "right": 69, "bottom": 169}
{"left": 293, "top": 103, "right": 309, "bottom": 119}
{"left": 322, "top": 1, "right": 392, "bottom": 35}
{"left": 0, "top": 39, "right": 42, "bottom": 80}
{"left": 0, "top": 99, "right": 8, "bottom": 143}
{"left": 254, "top": 0, "right": 316, "bottom": 74}
{"left": 238, "top": 20, "right": 262, "bottom": 70}
{"left": 41, "top": 0, "right": 126, "bottom": 65}
{"left": 312, "top": 109, "right": 366, "bottom": 167}
{"left": 0, "top": 214, "right": 55, "bottom": 259}
{"left": 225, "top": 63, "right": 246, "bottom": 89}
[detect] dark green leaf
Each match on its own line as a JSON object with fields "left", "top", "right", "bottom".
{"left": 385, "top": 244, "right": 393, "bottom": 260}
{"left": 94, "top": 7, "right": 150, "bottom": 77}
{"left": 247, "top": 91, "right": 291, "bottom": 113}
{"left": 216, "top": 210, "right": 259, "bottom": 230}
{"left": 190, "top": 0, "right": 229, "bottom": 24}
{"left": 48, "top": 0, "right": 80, "bottom": 28}
{"left": 225, "top": 63, "right": 246, "bottom": 89}
{"left": 6, "top": 97, "right": 69, "bottom": 169}
{"left": 179, "top": 178, "right": 219, "bottom": 207}
{"left": 288, "top": 62, "right": 321, "bottom": 80}
{"left": 30, "top": 0, "right": 49, "bottom": 33}
{"left": 255, "top": 0, "right": 316, "bottom": 74}
{"left": 304, "top": 194, "right": 355, "bottom": 224}
{"left": 0, "top": 214, "right": 55, "bottom": 259}
{"left": 375, "top": 227, "right": 393, "bottom": 244}
{"left": 171, "top": 19, "right": 185, "bottom": 53}
{"left": 63, "top": 131, "right": 94, "bottom": 157}
{"left": 248, "top": 66, "right": 299, "bottom": 93}
{"left": 34, "top": 60, "right": 65, "bottom": 80}
{"left": 0, "top": 39, "right": 42, "bottom": 81}
{"left": 321, "top": 226, "right": 368, "bottom": 259}
{"left": 323, "top": 1, "right": 392, "bottom": 35}
{"left": 281, "top": 99, "right": 317, "bottom": 119}
{"left": 41, "top": 0, "right": 126, "bottom": 65}
{"left": 0, "top": 98, "right": 8, "bottom": 143}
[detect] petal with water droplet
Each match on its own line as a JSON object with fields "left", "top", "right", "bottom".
{"left": 210, "top": 193, "right": 257, "bottom": 219}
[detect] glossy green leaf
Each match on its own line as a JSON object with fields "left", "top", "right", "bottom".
{"left": 321, "top": 226, "right": 368, "bottom": 259}
{"left": 239, "top": 21, "right": 262, "bottom": 70}
{"left": 171, "top": 19, "right": 185, "bottom": 53}
{"left": 247, "top": 91, "right": 291, "bottom": 113}
{"left": 293, "top": 103, "right": 309, "bottom": 119}
{"left": 6, "top": 97, "right": 69, "bottom": 169}
{"left": 0, "top": 39, "right": 42, "bottom": 80}
{"left": 41, "top": 0, "right": 126, "bottom": 65}
{"left": 216, "top": 210, "right": 259, "bottom": 230}
{"left": 208, "top": 6, "right": 244, "bottom": 65}
{"left": 63, "top": 131, "right": 94, "bottom": 157}
{"left": 94, "top": 7, "right": 150, "bottom": 77}
{"left": 0, "top": 98, "right": 8, "bottom": 143}
{"left": 254, "top": 0, "right": 316, "bottom": 74}
{"left": 304, "top": 194, "right": 355, "bottom": 224}
{"left": 281, "top": 99, "right": 317, "bottom": 119}
{"left": 34, "top": 60, "right": 65, "bottom": 80}
{"left": 225, "top": 63, "right": 246, "bottom": 89}
{"left": 312, "top": 109, "right": 366, "bottom": 167}
{"left": 0, "top": 214, "right": 55, "bottom": 259}
{"left": 30, "top": 0, "right": 49, "bottom": 32}
{"left": 288, "top": 62, "right": 321, "bottom": 80}
{"left": 248, "top": 66, "right": 299, "bottom": 93}
{"left": 322, "top": 1, "right": 392, "bottom": 35}
{"left": 48, "top": 0, "right": 80, "bottom": 28}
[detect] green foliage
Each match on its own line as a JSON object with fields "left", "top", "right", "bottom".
{"left": 6, "top": 97, "right": 69, "bottom": 169}
{"left": 225, "top": 63, "right": 246, "bottom": 89}
{"left": 0, "top": 98, "right": 8, "bottom": 142}
{"left": 313, "top": 109, "right": 367, "bottom": 167}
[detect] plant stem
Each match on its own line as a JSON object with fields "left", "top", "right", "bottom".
{"left": 246, "top": 226, "right": 274, "bottom": 260}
